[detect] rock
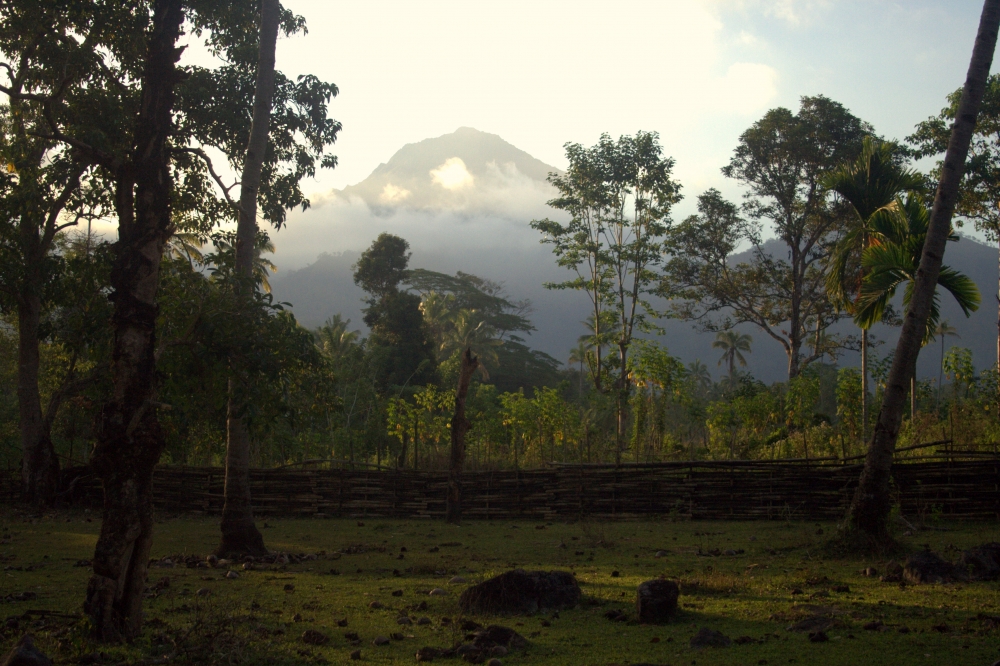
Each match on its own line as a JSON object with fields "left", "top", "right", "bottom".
{"left": 459, "top": 569, "right": 581, "bottom": 615}
{"left": 456, "top": 645, "right": 480, "bottom": 655}
{"left": 960, "top": 543, "right": 1000, "bottom": 581}
{"left": 787, "top": 616, "right": 834, "bottom": 633}
{"left": 373, "top": 635, "right": 390, "bottom": 646}
{"left": 350, "top": 649, "right": 361, "bottom": 660}
{"left": 283, "top": 583, "right": 294, "bottom": 592}
{"left": 610, "top": 570, "right": 620, "bottom": 577}
{"left": 903, "top": 550, "right": 967, "bottom": 584}
{"left": 196, "top": 587, "right": 210, "bottom": 597}
{"left": 808, "top": 631, "right": 829, "bottom": 643}
{"left": 429, "top": 588, "right": 447, "bottom": 596}
{"left": 654, "top": 550, "right": 668, "bottom": 558}
{"left": 391, "top": 632, "right": 404, "bottom": 641}
{"left": 862, "top": 566, "right": 878, "bottom": 577}
{"left": 416, "top": 647, "right": 439, "bottom": 661}
{"left": 301, "top": 630, "right": 329, "bottom": 645}
{"left": 470, "top": 625, "right": 529, "bottom": 651}
{"left": 604, "top": 609, "right": 628, "bottom": 622}
{"left": 690, "top": 627, "right": 731, "bottom": 648}
{"left": 460, "top": 620, "right": 482, "bottom": 631}
{"left": 392, "top": 589, "right": 403, "bottom": 597}
{"left": 292, "top": 613, "right": 303, "bottom": 622}
{"left": 206, "top": 554, "right": 218, "bottom": 567}
{"left": 369, "top": 601, "right": 385, "bottom": 609}
{"left": 417, "top": 617, "right": 431, "bottom": 625}
{"left": 225, "top": 570, "right": 239, "bottom": 579}
{"left": 397, "top": 616, "right": 413, "bottom": 625}
{"left": 337, "top": 618, "right": 349, "bottom": 627}
{"left": 635, "top": 579, "right": 679, "bottom": 624}
{"left": 1, "top": 634, "right": 52, "bottom": 666}
{"left": 862, "top": 621, "right": 884, "bottom": 631}
{"left": 487, "top": 660, "right": 502, "bottom": 666}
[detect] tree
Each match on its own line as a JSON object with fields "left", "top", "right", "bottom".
{"left": 0, "top": 1, "right": 125, "bottom": 505}
{"left": 568, "top": 340, "right": 590, "bottom": 399}
{"left": 532, "top": 131, "right": 682, "bottom": 464}
{"left": 712, "top": 331, "right": 752, "bottom": 383}
{"left": 446, "top": 347, "right": 479, "bottom": 524}
{"left": 845, "top": 0, "right": 1000, "bottom": 549}
{"left": 354, "top": 234, "right": 437, "bottom": 389}
{"left": 823, "top": 137, "right": 923, "bottom": 442}
{"left": 667, "top": 97, "right": 872, "bottom": 379}
{"left": 910, "top": 73, "right": 1000, "bottom": 417}
{"left": 931, "top": 321, "right": 961, "bottom": 410}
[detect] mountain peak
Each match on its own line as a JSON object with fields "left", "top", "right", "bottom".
{"left": 337, "top": 127, "right": 560, "bottom": 216}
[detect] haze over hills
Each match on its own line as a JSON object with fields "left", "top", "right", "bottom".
{"left": 270, "top": 127, "right": 1000, "bottom": 385}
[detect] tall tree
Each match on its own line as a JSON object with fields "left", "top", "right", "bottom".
{"left": 712, "top": 331, "right": 752, "bottom": 383}
{"left": 930, "top": 321, "right": 962, "bottom": 410}
{"left": 446, "top": 347, "right": 479, "bottom": 524}
{"left": 910, "top": 73, "right": 1000, "bottom": 418}
{"left": 217, "top": 0, "right": 280, "bottom": 560}
{"left": 532, "top": 131, "right": 681, "bottom": 464}
{"left": 0, "top": 1, "right": 125, "bottom": 505}
{"left": 845, "top": 0, "right": 1000, "bottom": 549}
{"left": 823, "top": 137, "right": 924, "bottom": 441}
{"left": 666, "top": 97, "right": 872, "bottom": 379}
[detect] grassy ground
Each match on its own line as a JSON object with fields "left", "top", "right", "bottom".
{"left": 1, "top": 508, "right": 998, "bottom": 665}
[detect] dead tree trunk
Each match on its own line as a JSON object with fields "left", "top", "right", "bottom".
{"left": 845, "top": 0, "right": 1000, "bottom": 550}
{"left": 83, "top": 0, "right": 185, "bottom": 641}
{"left": 446, "top": 348, "right": 479, "bottom": 524}
{"left": 217, "top": 0, "right": 280, "bottom": 558}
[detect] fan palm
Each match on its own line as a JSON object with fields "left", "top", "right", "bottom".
{"left": 824, "top": 136, "right": 924, "bottom": 440}
{"left": 712, "top": 331, "right": 752, "bottom": 383}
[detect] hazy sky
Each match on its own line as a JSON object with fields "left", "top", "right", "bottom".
{"left": 265, "top": 0, "right": 997, "bottom": 209}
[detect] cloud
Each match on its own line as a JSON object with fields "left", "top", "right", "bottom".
{"left": 380, "top": 183, "right": 411, "bottom": 202}
{"left": 430, "top": 157, "right": 475, "bottom": 190}
{"left": 716, "top": 62, "right": 779, "bottom": 114}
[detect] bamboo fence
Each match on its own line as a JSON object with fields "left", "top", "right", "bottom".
{"left": 3, "top": 457, "right": 996, "bottom": 521}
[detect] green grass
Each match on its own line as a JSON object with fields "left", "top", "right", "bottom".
{"left": 1, "top": 509, "right": 999, "bottom": 665}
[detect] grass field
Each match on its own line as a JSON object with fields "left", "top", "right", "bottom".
{"left": 1, "top": 508, "right": 998, "bottom": 665}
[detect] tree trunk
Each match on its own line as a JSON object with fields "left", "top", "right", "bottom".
{"left": 84, "top": 0, "right": 185, "bottom": 641}
{"left": 996, "top": 235, "right": 999, "bottom": 419}
{"left": 861, "top": 328, "right": 868, "bottom": 444}
{"left": 18, "top": 292, "right": 59, "bottom": 505}
{"left": 217, "top": 0, "right": 280, "bottom": 559}
{"left": 845, "top": 0, "right": 1000, "bottom": 549}
{"left": 446, "top": 348, "right": 479, "bottom": 524}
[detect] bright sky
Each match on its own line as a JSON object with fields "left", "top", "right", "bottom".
{"left": 270, "top": 0, "right": 997, "bottom": 209}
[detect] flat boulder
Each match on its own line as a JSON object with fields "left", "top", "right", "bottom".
{"left": 690, "top": 627, "right": 731, "bottom": 648}
{"left": 2, "top": 635, "right": 52, "bottom": 666}
{"left": 470, "top": 625, "right": 529, "bottom": 651}
{"left": 903, "top": 550, "right": 967, "bottom": 584}
{"left": 635, "top": 579, "right": 679, "bottom": 624}
{"left": 459, "top": 569, "right": 580, "bottom": 615}
{"left": 960, "top": 543, "right": 1000, "bottom": 581}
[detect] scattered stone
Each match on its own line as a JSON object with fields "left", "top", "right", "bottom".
{"left": 206, "top": 554, "right": 218, "bottom": 567}
{"left": 292, "top": 613, "right": 303, "bottom": 622}
{"left": 301, "top": 630, "right": 329, "bottom": 645}
{"left": 690, "top": 627, "right": 731, "bottom": 648}
{"left": 344, "top": 632, "right": 360, "bottom": 641}
{"left": 391, "top": 632, "right": 405, "bottom": 641}
{"left": 959, "top": 543, "right": 1000, "bottom": 581}
{"left": 733, "top": 635, "right": 756, "bottom": 645}
{"left": 225, "top": 570, "right": 239, "bottom": 579}
{"left": 456, "top": 644, "right": 480, "bottom": 656}
{"left": 330, "top": 568, "right": 340, "bottom": 575}
{"left": 604, "top": 609, "right": 628, "bottom": 622}
{"left": 460, "top": 620, "right": 482, "bottom": 631}
{"left": 489, "top": 645, "right": 508, "bottom": 656}
{"left": 416, "top": 647, "right": 439, "bottom": 661}
{"left": 635, "top": 579, "right": 679, "bottom": 624}
{"left": 392, "top": 589, "right": 403, "bottom": 597}
{"left": 449, "top": 576, "right": 468, "bottom": 584}
{"left": 350, "top": 649, "right": 361, "bottom": 660}
{"left": 862, "top": 621, "right": 883, "bottom": 631}
{"left": 369, "top": 601, "right": 385, "bottom": 609}
{"left": 654, "top": 550, "right": 668, "bottom": 558}
{"left": 790, "top": 588, "right": 803, "bottom": 595}
{"left": 459, "top": 569, "right": 581, "bottom": 615}
{"left": 931, "top": 623, "right": 950, "bottom": 633}
{"left": 611, "top": 570, "right": 620, "bottom": 577}
{"left": 787, "top": 616, "right": 834, "bottom": 633}
{"left": 283, "top": 583, "right": 295, "bottom": 592}
{"left": 898, "top": 626, "right": 911, "bottom": 634}
{"left": 1, "top": 634, "right": 52, "bottom": 666}
{"left": 417, "top": 617, "right": 431, "bottom": 625}
{"left": 429, "top": 588, "right": 447, "bottom": 596}
{"left": 337, "top": 618, "right": 349, "bottom": 627}
{"left": 373, "top": 635, "right": 390, "bottom": 646}
{"left": 903, "top": 550, "right": 967, "bottom": 584}
{"left": 196, "top": 588, "right": 210, "bottom": 597}
{"left": 397, "top": 616, "right": 413, "bottom": 625}
{"left": 749, "top": 535, "right": 757, "bottom": 542}
{"left": 469, "top": 625, "right": 529, "bottom": 651}
{"left": 487, "top": 659, "right": 502, "bottom": 666}
{"left": 242, "top": 562, "right": 253, "bottom": 571}
{"left": 832, "top": 585, "right": 850, "bottom": 593}
{"left": 862, "top": 567, "right": 878, "bottom": 577}
{"left": 808, "top": 631, "right": 829, "bottom": 643}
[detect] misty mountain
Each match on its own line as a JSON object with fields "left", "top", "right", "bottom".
{"left": 270, "top": 127, "right": 1000, "bottom": 385}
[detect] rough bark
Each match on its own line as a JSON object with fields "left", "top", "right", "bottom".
{"left": 83, "top": 0, "right": 185, "bottom": 641}
{"left": 861, "top": 328, "right": 868, "bottom": 442}
{"left": 18, "top": 292, "right": 58, "bottom": 505}
{"left": 845, "top": 0, "right": 1000, "bottom": 548}
{"left": 446, "top": 347, "right": 479, "bottom": 525}
{"left": 217, "top": 0, "right": 280, "bottom": 559}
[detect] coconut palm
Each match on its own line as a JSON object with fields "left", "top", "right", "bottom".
{"left": 930, "top": 321, "right": 961, "bottom": 410}
{"left": 165, "top": 232, "right": 206, "bottom": 266}
{"left": 212, "top": 234, "right": 279, "bottom": 292}
{"left": 316, "top": 314, "right": 360, "bottom": 360}
{"left": 439, "top": 309, "right": 500, "bottom": 374}
{"left": 687, "top": 359, "right": 712, "bottom": 392}
{"left": 712, "top": 331, "right": 752, "bottom": 383}
{"left": 568, "top": 340, "right": 591, "bottom": 398}
{"left": 824, "top": 136, "right": 924, "bottom": 441}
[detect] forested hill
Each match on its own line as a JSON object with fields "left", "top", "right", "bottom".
{"left": 271, "top": 128, "right": 1000, "bottom": 384}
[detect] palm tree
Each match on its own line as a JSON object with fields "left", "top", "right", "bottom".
{"left": 930, "top": 321, "right": 961, "bottom": 410}
{"left": 568, "top": 340, "right": 591, "bottom": 398}
{"left": 712, "top": 331, "right": 752, "bottom": 383}
{"left": 824, "top": 136, "right": 924, "bottom": 442}
{"left": 687, "top": 360, "right": 712, "bottom": 392}
{"left": 212, "top": 234, "right": 279, "bottom": 292}
{"left": 316, "top": 314, "right": 360, "bottom": 360}
{"left": 440, "top": 309, "right": 499, "bottom": 375}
